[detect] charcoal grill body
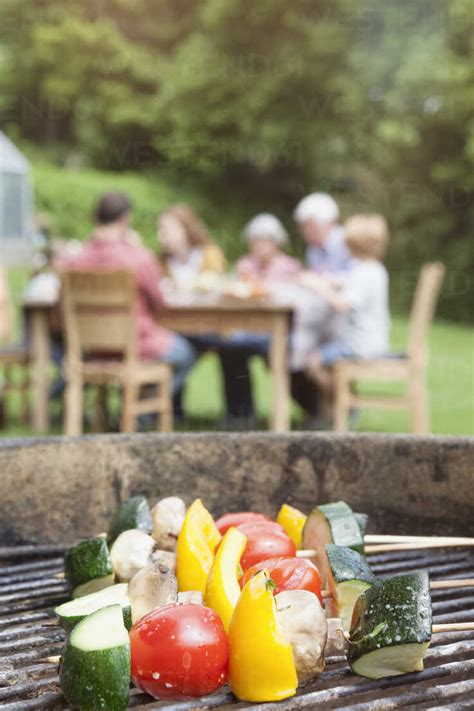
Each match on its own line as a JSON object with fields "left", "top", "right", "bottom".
{"left": 0, "top": 432, "right": 472, "bottom": 544}
{"left": 0, "top": 432, "right": 473, "bottom": 709}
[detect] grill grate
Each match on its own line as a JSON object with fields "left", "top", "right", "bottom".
{"left": 0, "top": 547, "right": 473, "bottom": 709}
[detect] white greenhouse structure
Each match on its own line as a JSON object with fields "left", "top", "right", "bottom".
{"left": 0, "top": 132, "right": 33, "bottom": 265}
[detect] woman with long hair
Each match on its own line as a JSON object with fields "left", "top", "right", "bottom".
{"left": 157, "top": 204, "right": 226, "bottom": 286}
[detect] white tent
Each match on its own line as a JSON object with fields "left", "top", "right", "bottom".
{"left": 0, "top": 131, "right": 33, "bottom": 265}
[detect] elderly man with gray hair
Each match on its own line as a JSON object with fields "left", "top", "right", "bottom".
{"left": 293, "top": 192, "right": 352, "bottom": 275}
{"left": 288, "top": 192, "right": 352, "bottom": 422}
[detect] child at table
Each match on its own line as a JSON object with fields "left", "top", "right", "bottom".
{"left": 304, "top": 214, "right": 390, "bottom": 404}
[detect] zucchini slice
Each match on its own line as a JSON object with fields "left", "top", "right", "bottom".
{"left": 348, "top": 571, "right": 432, "bottom": 679}
{"left": 55, "top": 583, "right": 131, "bottom": 632}
{"left": 354, "top": 512, "right": 369, "bottom": 538}
{"left": 302, "top": 502, "right": 364, "bottom": 585}
{"left": 325, "top": 545, "right": 376, "bottom": 631}
{"left": 108, "top": 495, "right": 152, "bottom": 544}
{"left": 60, "top": 604, "right": 130, "bottom": 711}
{"left": 72, "top": 573, "right": 115, "bottom": 599}
{"left": 65, "top": 537, "right": 114, "bottom": 593}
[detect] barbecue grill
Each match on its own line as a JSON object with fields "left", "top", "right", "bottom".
{"left": 1, "top": 432, "right": 473, "bottom": 708}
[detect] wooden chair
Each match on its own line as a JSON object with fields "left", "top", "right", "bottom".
{"left": 0, "top": 267, "right": 30, "bottom": 428}
{"left": 333, "top": 262, "right": 445, "bottom": 434}
{"left": 61, "top": 269, "right": 173, "bottom": 436}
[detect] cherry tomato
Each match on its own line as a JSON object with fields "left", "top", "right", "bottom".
{"left": 241, "top": 556, "right": 323, "bottom": 603}
{"left": 130, "top": 603, "right": 228, "bottom": 699}
{"left": 215, "top": 512, "right": 270, "bottom": 535}
{"left": 237, "top": 521, "right": 296, "bottom": 571}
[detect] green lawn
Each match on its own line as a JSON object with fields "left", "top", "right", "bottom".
{"left": 183, "top": 318, "right": 474, "bottom": 435}
{"left": 3, "top": 267, "right": 473, "bottom": 436}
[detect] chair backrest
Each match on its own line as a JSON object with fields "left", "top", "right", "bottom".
{"left": 0, "top": 267, "right": 14, "bottom": 344}
{"left": 407, "top": 262, "right": 445, "bottom": 365}
{"left": 61, "top": 270, "right": 137, "bottom": 364}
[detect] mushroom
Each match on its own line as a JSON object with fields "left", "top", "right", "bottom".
{"left": 151, "top": 497, "right": 186, "bottom": 551}
{"left": 110, "top": 529, "right": 155, "bottom": 582}
{"left": 128, "top": 561, "right": 178, "bottom": 623}
{"left": 150, "top": 548, "right": 176, "bottom": 572}
{"left": 275, "top": 590, "right": 327, "bottom": 683}
{"left": 325, "top": 617, "right": 349, "bottom": 658}
{"left": 177, "top": 591, "right": 203, "bottom": 605}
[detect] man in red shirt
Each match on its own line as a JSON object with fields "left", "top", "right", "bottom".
{"left": 60, "top": 193, "right": 196, "bottom": 414}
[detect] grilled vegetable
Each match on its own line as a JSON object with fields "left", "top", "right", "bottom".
{"left": 348, "top": 571, "right": 432, "bottom": 679}
{"left": 204, "top": 526, "right": 247, "bottom": 631}
{"left": 55, "top": 584, "right": 131, "bottom": 632}
{"left": 128, "top": 561, "right": 178, "bottom": 623}
{"left": 177, "top": 591, "right": 203, "bottom": 604}
{"left": 229, "top": 569, "right": 297, "bottom": 702}
{"left": 151, "top": 496, "right": 186, "bottom": 551}
{"left": 60, "top": 604, "right": 130, "bottom": 710}
{"left": 354, "top": 512, "right": 369, "bottom": 537}
{"left": 325, "top": 618, "right": 349, "bottom": 657}
{"left": 276, "top": 504, "right": 307, "bottom": 549}
{"left": 237, "top": 521, "right": 296, "bottom": 571}
{"left": 150, "top": 548, "right": 176, "bottom": 571}
{"left": 241, "top": 556, "right": 322, "bottom": 603}
{"left": 302, "top": 501, "right": 364, "bottom": 585}
{"left": 110, "top": 529, "right": 155, "bottom": 582}
{"left": 276, "top": 590, "right": 327, "bottom": 683}
{"left": 325, "top": 544, "right": 376, "bottom": 631}
{"left": 215, "top": 511, "right": 270, "bottom": 535}
{"left": 65, "top": 538, "right": 114, "bottom": 598}
{"left": 130, "top": 603, "right": 228, "bottom": 699}
{"left": 176, "top": 499, "right": 221, "bottom": 593}
{"left": 108, "top": 496, "right": 152, "bottom": 544}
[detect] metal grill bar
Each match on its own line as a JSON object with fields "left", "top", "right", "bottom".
{"left": 0, "top": 547, "right": 473, "bottom": 709}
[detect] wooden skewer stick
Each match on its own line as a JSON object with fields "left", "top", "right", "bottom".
{"left": 364, "top": 535, "right": 474, "bottom": 545}
{"left": 39, "top": 655, "right": 61, "bottom": 664}
{"left": 297, "top": 538, "right": 474, "bottom": 558}
{"left": 321, "top": 579, "right": 474, "bottom": 599}
{"left": 365, "top": 541, "right": 474, "bottom": 553}
{"left": 430, "top": 579, "right": 474, "bottom": 590}
{"left": 433, "top": 623, "right": 474, "bottom": 633}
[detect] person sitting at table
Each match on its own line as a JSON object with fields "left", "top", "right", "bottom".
{"left": 157, "top": 204, "right": 226, "bottom": 287}
{"left": 290, "top": 192, "right": 354, "bottom": 423}
{"left": 58, "top": 192, "right": 197, "bottom": 416}
{"left": 236, "top": 213, "right": 301, "bottom": 282}
{"left": 293, "top": 192, "right": 352, "bottom": 275}
{"left": 304, "top": 213, "right": 390, "bottom": 420}
{"left": 219, "top": 214, "right": 302, "bottom": 426}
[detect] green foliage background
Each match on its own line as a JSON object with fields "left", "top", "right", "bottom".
{"left": 1, "top": 0, "right": 472, "bottom": 320}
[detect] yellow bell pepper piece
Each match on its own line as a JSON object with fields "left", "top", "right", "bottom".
{"left": 204, "top": 526, "right": 247, "bottom": 631}
{"left": 277, "top": 503, "right": 307, "bottom": 549}
{"left": 176, "top": 499, "right": 221, "bottom": 593}
{"left": 229, "top": 569, "right": 297, "bottom": 702}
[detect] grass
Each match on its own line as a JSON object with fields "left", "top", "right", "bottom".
{"left": 3, "top": 263, "right": 473, "bottom": 438}
{"left": 182, "top": 318, "right": 474, "bottom": 435}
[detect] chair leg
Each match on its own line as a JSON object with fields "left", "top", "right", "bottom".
{"left": 92, "top": 385, "right": 108, "bottom": 433}
{"left": 64, "top": 376, "right": 84, "bottom": 436}
{"left": 121, "top": 384, "right": 138, "bottom": 433}
{"left": 333, "top": 369, "right": 350, "bottom": 432}
{"left": 159, "top": 373, "right": 173, "bottom": 433}
{"left": 409, "top": 371, "right": 429, "bottom": 435}
{"left": 20, "top": 364, "right": 30, "bottom": 425}
{"left": 0, "top": 393, "right": 5, "bottom": 429}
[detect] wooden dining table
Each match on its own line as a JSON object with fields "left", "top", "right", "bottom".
{"left": 22, "top": 294, "right": 293, "bottom": 434}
